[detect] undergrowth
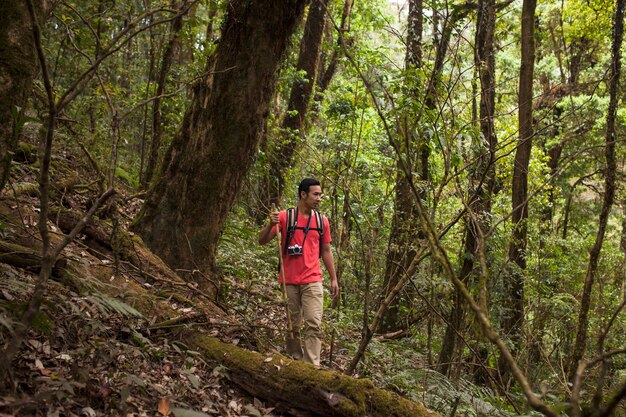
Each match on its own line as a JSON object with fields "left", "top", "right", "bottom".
{"left": 216, "top": 208, "right": 546, "bottom": 417}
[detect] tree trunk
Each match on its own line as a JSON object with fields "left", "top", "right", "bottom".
{"left": 260, "top": 0, "right": 329, "bottom": 211}
{"left": 142, "top": 0, "right": 187, "bottom": 189}
{"left": 132, "top": 0, "right": 307, "bottom": 288}
{"left": 437, "top": 0, "right": 496, "bottom": 376}
{"left": 0, "top": 0, "right": 45, "bottom": 192}
{"left": 500, "top": 0, "right": 536, "bottom": 381}
{"left": 380, "top": 0, "right": 424, "bottom": 333}
{"left": 186, "top": 334, "right": 438, "bottom": 417}
{"left": 569, "top": 0, "right": 623, "bottom": 380}
{"left": 317, "top": 0, "right": 354, "bottom": 95}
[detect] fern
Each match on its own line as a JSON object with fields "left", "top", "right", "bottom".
{"left": 89, "top": 293, "right": 143, "bottom": 318}
{"left": 389, "top": 367, "right": 538, "bottom": 417}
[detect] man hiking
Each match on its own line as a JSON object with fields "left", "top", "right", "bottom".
{"left": 258, "top": 178, "right": 339, "bottom": 366}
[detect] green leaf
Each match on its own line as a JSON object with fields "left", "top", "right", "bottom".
{"left": 171, "top": 408, "right": 212, "bottom": 417}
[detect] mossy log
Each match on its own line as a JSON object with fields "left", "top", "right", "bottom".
{"left": 186, "top": 333, "right": 438, "bottom": 417}
{"left": 0, "top": 240, "right": 66, "bottom": 275}
{"left": 48, "top": 207, "right": 178, "bottom": 281}
{"left": 8, "top": 182, "right": 39, "bottom": 197}
{"left": 13, "top": 141, "right": 38, "bottom": 164}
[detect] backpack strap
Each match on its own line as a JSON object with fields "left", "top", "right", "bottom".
{"left": 314, "top": 209, "right": 324, "bottom": 258}
{"left": 283, "top": 207, "right": 298, "bottom": 255}
{"left": 283, "top": 207, "right": 325, "bottom": 258}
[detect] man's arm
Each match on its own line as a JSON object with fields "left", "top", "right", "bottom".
{"left": 321, "top": 242, "right": 339, "bottom": 298}
{"left": 258, "top": 211, "right": 279, "bottom": 245}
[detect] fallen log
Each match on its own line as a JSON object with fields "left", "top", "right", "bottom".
{"left": 185, "top": 333, "right": 438, "bottom": 417}
{"left": 48, "top": 207, "right": 176, "bottom": 281}
{"left": 0, "top": 240, "right": 66, "bottom": 275}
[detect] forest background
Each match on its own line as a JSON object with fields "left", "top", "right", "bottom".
{"left": 1, "top": 0, "right": 626, "bottom": 416}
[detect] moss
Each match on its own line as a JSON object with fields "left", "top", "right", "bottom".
{"left": 3, "top": 300, "right": 55, "bottom": 337}
{"left": 162, "top": 292, "right": 193, "bottom": 306}
{"left": 31, "top": 310, "right": 54, "bottom": 337}
{"left": 186, "top": 333, "right": 438, "bottom": 417}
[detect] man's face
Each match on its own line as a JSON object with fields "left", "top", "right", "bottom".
{"left": 302, "top": 185, "right": 323, "bottom": 209}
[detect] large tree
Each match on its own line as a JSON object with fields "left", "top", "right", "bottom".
{"left": 133, "top": 0, "right": 308, "bottom": 286}
{"left": 0, "top": 0, "right": 46, "bottom": 192}
{"left": 379, "top": 0, "right": 424, "bottom": 333}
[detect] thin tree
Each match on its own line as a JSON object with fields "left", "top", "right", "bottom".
{"left": 499, "top": 0, "right": 537, "bottom": 381}
{"left": 438, "top": 0, "right": 497, "bottom": 376}
{"left": 379, "top": 0, "right": 477, "bottom": 333}
{"left": 132, "top": 0, "right": 308, "bottom": 289}
{"left": 379, "top": 0, "right": 424, "bottom": 333}
{"left": 317, "top": 0, "right": 354, "bottom": 95}
{"left": 259, "top": 0, "right": 330, "bottom": 211}
{"left": 0, "top": 0, "right": 117, "bottom": 380}
{"left": 569, "top": 0, "right": 624, "bottom": 380}
{"left": 142, "top": 0, "right": 188, "bottom": 188}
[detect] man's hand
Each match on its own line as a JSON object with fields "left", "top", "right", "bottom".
{"left": 269, "top": 210, "right": 279, "bottom": 226}
{"left": 258, "top": 209, "right": 280, "bottom": 245}
{"left": 331, "top": 279, "right": 340, "bottom": 298}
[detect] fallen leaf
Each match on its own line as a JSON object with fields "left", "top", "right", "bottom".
{"left": 170, "top": 408, "right": 212, "bottom": 417}
{"left": 163, "top": 363, "right": 173, "bottom": 374}
{"left": 228, "top": 400, "right": 239, "bottom": 412}
{"left": 81, "top": 407, "right": 96, "bottom": 417}
{"left": 244, "top": 404, "right": 262, "bottom": 417}
{"left": 158, "top": 397, "right": 171, "bottom": 416}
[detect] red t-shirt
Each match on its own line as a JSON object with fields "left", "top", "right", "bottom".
{"left": 274, "top": 210, "right": 332, "bottom": 285}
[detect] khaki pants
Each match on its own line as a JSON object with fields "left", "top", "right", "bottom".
{"left": 285, "top": 281, "right": 323, "bottom": 366}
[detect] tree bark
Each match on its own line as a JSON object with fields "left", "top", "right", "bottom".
{"left": 132, "top": 0, "right": 307, "bottom": 287}
{"left": 500, "top": 0, "right": 536, "bottom": 381}
{"left": 261, "top": 0, "right": 329, "bottom": 211}
{"left": 437, "top": 0, "right": 497, "bottom": 376}
{"left": 186, "top": 334, "right": 438, "bottom": 417}
{"left": 380, "top": 0, "right": 424, "bottom": 333}
{"left": 317, "top": 0, "right": 354, "bottom": 95}
{"left": 142, "top": 0, "right": 187, "bottom": 189}
{"left": 0, "top": 0, "right": 46, "bottom": 193}
{"left": 569, "top": 0, "right": 623, "bottom": 380}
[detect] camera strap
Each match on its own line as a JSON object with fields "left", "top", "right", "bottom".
{"left": 284, "top": 207, "right": 317, "bottom": 255}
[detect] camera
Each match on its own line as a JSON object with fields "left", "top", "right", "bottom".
{"left": 287, "top": 244, "right": 303, "bottom": 255}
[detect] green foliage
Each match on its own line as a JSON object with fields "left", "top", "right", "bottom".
{"left": 562, "top": 0, "right": 613, "bottom": 43}
{"left": 90, "top": 293, "right": 144, "bottom": 318}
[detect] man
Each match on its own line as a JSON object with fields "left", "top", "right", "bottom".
{"left": 258, "top": 178, "right": 339, "bottom": 366}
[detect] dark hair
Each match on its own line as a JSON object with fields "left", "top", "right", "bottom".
{"left": 298, "top": 178, "right": 321, "bottom": 197}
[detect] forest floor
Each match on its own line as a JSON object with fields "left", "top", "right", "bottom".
{"left": 0, "top": 140, "right": 366, "bottom": 417}
{"left": 0, "top": 143, "right": 342, "bottom": 417}
{"left": 0, "top": 140, "right": 505, "bottom": 417}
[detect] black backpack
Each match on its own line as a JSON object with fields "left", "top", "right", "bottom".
{"left": 283, "top": 207, "right": 324, "bottom": 258}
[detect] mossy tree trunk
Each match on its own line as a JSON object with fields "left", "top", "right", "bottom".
{"left": 379, "top": 0, "right": 424, "bottom": 333}
{"left": 0, "top": 0, "right": 46, "bottom": 193}
{"left": 186, "top": 334, "right": 438, "bottom": 417}
{"left": 132, "top": 0, "right": 307, "bottom": 288}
